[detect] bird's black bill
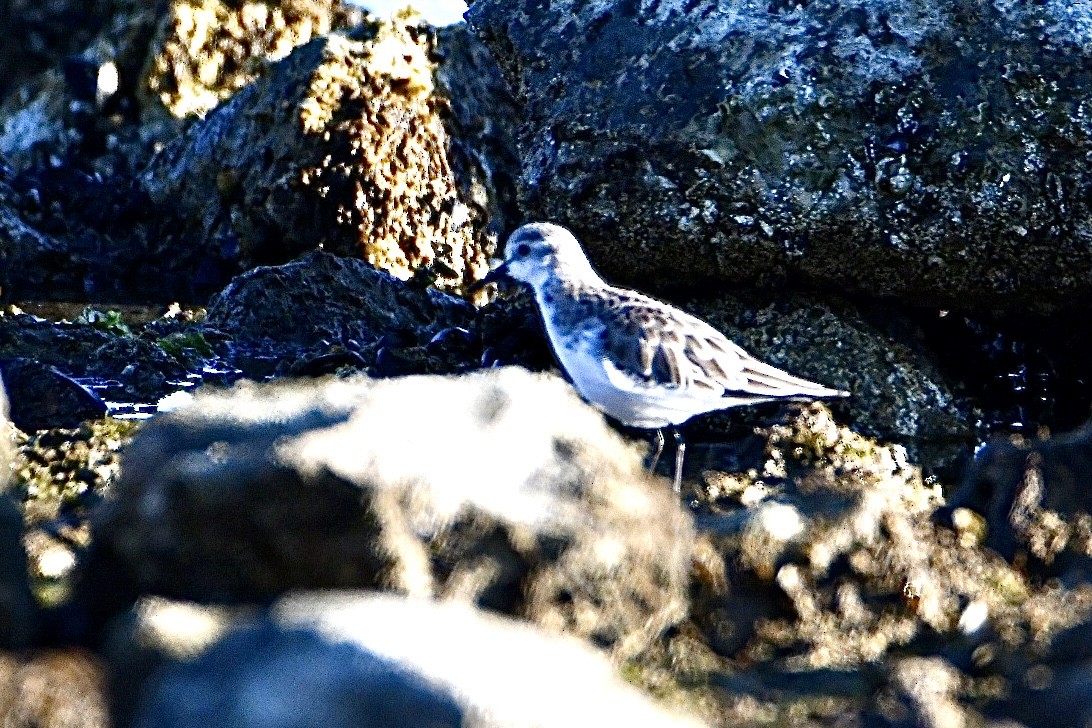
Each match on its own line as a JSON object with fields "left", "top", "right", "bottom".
{"left": 467, "top": 261, "right": 511, "bottom": 293}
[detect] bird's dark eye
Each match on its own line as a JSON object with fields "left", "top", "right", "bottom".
{"left": 516, "top": 243, "right": 531, "bottom": 257}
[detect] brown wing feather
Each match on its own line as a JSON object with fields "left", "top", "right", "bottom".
{"left": 596, "top": 289, "right": 844, "bottom": 400}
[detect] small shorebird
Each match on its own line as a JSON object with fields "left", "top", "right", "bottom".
{"left": 472, "top": 222, "right": 848, "bottom": 492}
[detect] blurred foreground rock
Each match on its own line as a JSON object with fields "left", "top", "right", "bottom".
{"left": 83, "top": 367, "right": 692, "bottom": 658}
{"left": 0, "top": 649, "right": 107, "bottom": 728}
{"left": 0, "top": 377, "right": 36, "bottom": 649}
{"left": 946, "top": 425, "right": 1092, "bottom": 579}
{"left": 671, "top": 405, "right": 1092, "bottom": 725}
{"left": 108, "top": 593, "right": 705, "bottom": 728}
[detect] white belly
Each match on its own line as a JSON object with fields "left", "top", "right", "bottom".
{"left": 546, "top": 326, "right": 723, "bottom": 429}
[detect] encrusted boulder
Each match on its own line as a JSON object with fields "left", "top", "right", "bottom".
{"left": 468, "top": 0, "right": 1092, "bottom": 313}
{"left": 140, "top": 17, "right": 518, "bottom": 299}
{"left": 141, "top": 0, "right": 366, "bottom": 121}
{"left": 85, "top": 368, "right": 692, "bottom": 658}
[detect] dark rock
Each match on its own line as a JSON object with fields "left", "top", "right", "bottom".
{"left": 0, "top": 493, "right": 37, "bottom": 650}
{"left": 984, "top": 619, "right": 1092, "bottom": 728}
{"left": 682, "top": 293, "right": 971, "bottom": 453}
{"left": 944, "top": 424, "right": 1092, "bottom": 574}
{"left": 140, "top": 18, "right": 518, "bottom": 300}
{"left": 0, "top": 5, "right": 163, "bottom": 176}
{"left": 0, "top": 0, "right": 122, "bottom": 101}
{"left": 203, "top": 249, "right": 478, "bottom": 376}
{"left": 468, "top": 0, "right": 1092, "bottom": 313}
{"left": 205, "top": 249, "right": 473, "bottom": 347}
{"left": 0, "top": 358, "right": 107, "bottom": 431}
{"left": 109, "top": 594, "right": 704, "bottom": 728}
{"left": 0, "top": 307, "right": 198, "bottom": 414}
{"left": 85, "top": 368, "right": 692, "bottom": 659}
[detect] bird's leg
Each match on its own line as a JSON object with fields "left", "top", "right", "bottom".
{"left": 648, "top": 429, "right": 665, "bottom": 474}
{"left": 670, "top": 427, "right": 686, "bottom": 494}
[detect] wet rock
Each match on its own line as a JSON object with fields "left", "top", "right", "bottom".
{"left": 0, "top": 306, "right": 198, "bottom": 415}
{"left": 0, "top": 359, "right": 107, "bottom": 432}
{"left": 468, "top": 0, "right": 1092, "bottom": 313}
{"left": 85, "top": 368, "right": 692, "bottom": 658}
{"left": 107, "top": 594, "right": 705, "bottom": 728}
{"left": 141, "top": 17, "right": 517, "bottom": 299}
{"left": 944, "top": 425, "right": 1092, "bottom": 575}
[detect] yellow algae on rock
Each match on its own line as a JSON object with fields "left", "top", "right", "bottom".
{"left": 295, "top": 20, "right": 484, "bottom": 292}
{"left": 143, "top": 0, "right": 363, "bottom": 119}
{"left": 140, "top": 13, "right": 514, "bottom": 299}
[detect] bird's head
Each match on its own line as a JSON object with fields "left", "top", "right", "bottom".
{"left": 472, "top": 223, "right": 600, "bottom": 292}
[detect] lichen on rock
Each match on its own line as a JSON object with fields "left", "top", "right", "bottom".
{"left": 142, "top": 0, "right": 365, "bottom": 119}
{"left": 140, "top": 15, "right": 511, "bottom": 299}
{"left": 295, "top": 20, "right": 483, "bottom": 290}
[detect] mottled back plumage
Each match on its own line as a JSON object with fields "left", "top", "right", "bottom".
{"left": 473, "top": 222, "right": 849, "bottom": 490}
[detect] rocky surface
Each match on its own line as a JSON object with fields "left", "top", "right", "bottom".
{"left": 945, "top": 425, "right": 1092, "bottom": 576}
{"left": 685, "top": 292, "right": 970, "bottom": 449}
{"left": 467, "top": 0, "right": 1092, "bottom": 315}
{"left": 0, "top": 0, "right": 1090, "bottom": 725}
{"left": 0, "top": 4, "right": 517, "bottom": 304}
{"left": 84, "top": 368, "right": 692, "bottom": 658}
{"left": 108, "top": 594, "right": 705, "bottom": 728}
{"left": 139, "top": 17, "right": 516, "bottom": 300}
